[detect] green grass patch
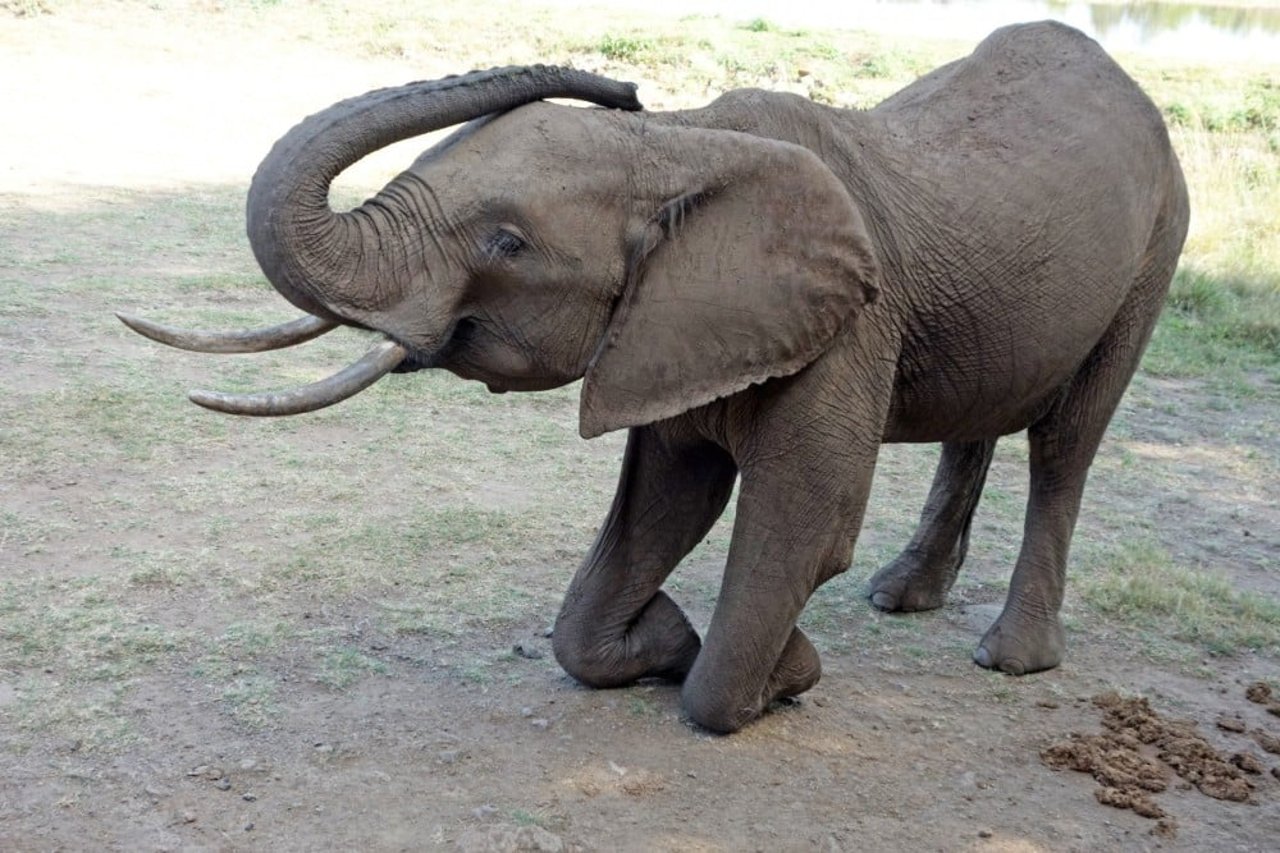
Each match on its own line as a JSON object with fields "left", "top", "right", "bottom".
{"left": 596, "top": 33, "right": 657, "bottom": 62}
{"left": 1082, "top": 542, "right": 1280, "bottom": 655}
{"left": 318, "top": 646, "right": 388, "bottom": 689}
{"left": 1143, "top": 122, "right": 1280, "bottom": 380}
{"left": 8, "top": 681, "right": 137, "bottom": 753}
{"left": 0, "top": 577, "right": 189, "bottom": 680}
{"left": 221, "top": 675, "right": 281, "bottom": 729}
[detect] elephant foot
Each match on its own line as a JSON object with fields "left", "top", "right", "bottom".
{"left": 866, "top": 547, "right": 959, "bottom": 612}
{"left": 973, "top": 608, "right": 1065, "bottom": 675}
{"left": 553, "top": 590, "right": 702, "bottom": 688}
{"left": 682, "top": 628, "right": 820, "bottom": 734}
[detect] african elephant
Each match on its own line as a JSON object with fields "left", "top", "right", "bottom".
{"left": 120, "top": 22, "right": 1188, "bottom": 733}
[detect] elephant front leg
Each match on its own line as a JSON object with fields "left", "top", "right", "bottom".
{"left": 682, "top": 418, "right": 883, "bottom": 733}
{"left": 553, "top": 425, "right": 737, "bottom": 688}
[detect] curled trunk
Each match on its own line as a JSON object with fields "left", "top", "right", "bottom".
{"left": 248, "top": 65, "right": 642, "bottom": 319}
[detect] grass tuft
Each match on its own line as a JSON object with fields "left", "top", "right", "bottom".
{"left": 596, "top": 32, "right": 657, "bottom": 62}
{"left": 221, "top": 675, "right": 281, "bottom": 729}
{"left": 318, "top": 646, "right": 388, "bottom": 689}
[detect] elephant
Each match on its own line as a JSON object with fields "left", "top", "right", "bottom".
{"left": 120, "top": 21, "right": 1188, "bottom": 733}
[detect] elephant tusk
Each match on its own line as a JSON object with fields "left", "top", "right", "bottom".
{"left": 188, "top": 339, "right": 408, "bottom": 416}
{"left": 116, "top": 311, "right": 338, "bottom": 353}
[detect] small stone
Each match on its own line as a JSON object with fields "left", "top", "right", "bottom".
{"left": 1216, "top": 715, "right": 1247, "bottom": 733}
{"left": 242, "top": 792, "right": 258, "bottom": 802}
{"left": 214, "top": 778, "right": 231, "bottom": 791}
{"left": 513, "top": 643, "right": 545, "bottom": 660}
{"left": 1036, "top": 699, "right": 1060, "bottom": 710}
{"left": 438, "top": 750, "right": 459, "bottom": 765}
{"left": 978, "top": 829, "right": 993, "bottom": 839}
{"left": 182, "top": 812, "right": 197, "bottom": 824}
{"left": 520, "top": 706, "right": 534, "bottom": 718}
{"left": 239, "top": 759, "right": 258, "bottom": 771}
{"left": 244, "top": 822, "right": 255, "bottom": 832}
{"left": 530, "top": 718, "right": 550, "bottom": 730}
{"left": 314, "top": 743, "right": 333, "bottom": 753}
{"left": 472, "top": 803, "right": 498, "bottom": 819}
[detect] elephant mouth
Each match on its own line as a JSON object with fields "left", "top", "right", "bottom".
{"left": 390, "top": 318, "right": 475, "bottom": 374}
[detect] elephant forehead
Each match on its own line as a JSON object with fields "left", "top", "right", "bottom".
{"left": 440, "top": 103, "right": 618, "bottom": 177}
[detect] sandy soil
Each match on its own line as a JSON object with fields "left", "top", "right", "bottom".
{"left": 1, "top": 4, "right": 1278, "bottom": 851}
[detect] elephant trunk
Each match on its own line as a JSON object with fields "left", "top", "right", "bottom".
{"left": 247, "top": 65, "right": 643, "bottom": 319}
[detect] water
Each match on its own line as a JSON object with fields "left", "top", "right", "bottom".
{"left": 853, "top": 1, "right": 1280, "bottom": 62}
{"left": 550, "top": 1, "right": 1280, "bottom": 63}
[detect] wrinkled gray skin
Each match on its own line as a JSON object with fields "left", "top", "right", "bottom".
{"left": 181, "top": 23, "right": 1190, "bottom": 732}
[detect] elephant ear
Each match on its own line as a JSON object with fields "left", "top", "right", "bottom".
{"left": 579, "top": 129, "right": 880, "bottom": 438}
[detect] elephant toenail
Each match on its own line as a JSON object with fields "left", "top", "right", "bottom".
{"left": 973, "top": 646, "right": 993, "bottom": 668}
{"left": 870, "top": 592, "right": 896, "bottom": 611}
{"left": 999, "top": 658, "right": 1026, "bottom": 676}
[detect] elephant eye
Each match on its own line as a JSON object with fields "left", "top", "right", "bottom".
{"left": 485, "top": 228, "right": 526, "bottom": 261}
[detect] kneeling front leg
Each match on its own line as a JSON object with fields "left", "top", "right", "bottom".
{"left": 682, "top": 422, "right": 882, "bottom": 733}
{"left": 553, "top": 426, "right": 736, "bottom": 688}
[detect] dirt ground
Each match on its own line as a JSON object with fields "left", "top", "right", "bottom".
{"left": 2, "top": 4, "right": 1278, "bottom": 851}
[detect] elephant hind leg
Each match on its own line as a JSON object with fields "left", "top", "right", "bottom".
{"left": 868, "top": 438, "right": 996, "bottom": 612}
{"left": 975, "top": 240, "right": 1180, "bottom": 675}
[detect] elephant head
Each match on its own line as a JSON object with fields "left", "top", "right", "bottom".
{"left": 121, "top": 66, "right": 880, "bottom": 437}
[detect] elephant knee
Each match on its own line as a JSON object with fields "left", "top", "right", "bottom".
{"left": 680, "top": 684, "right": 760, "bottom": 734}
{"left": 553, "top": 591, "right": 701, "bottom": 688}
{"left": 681, "top": 629, "right": 820, "bottom": 733}
{"left": 551, "top": 622, "right": 626, "bottom": 689}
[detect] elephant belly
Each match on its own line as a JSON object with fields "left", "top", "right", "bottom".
{"left": 883, "top": 271, "right": 1132, "bottom": 443}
